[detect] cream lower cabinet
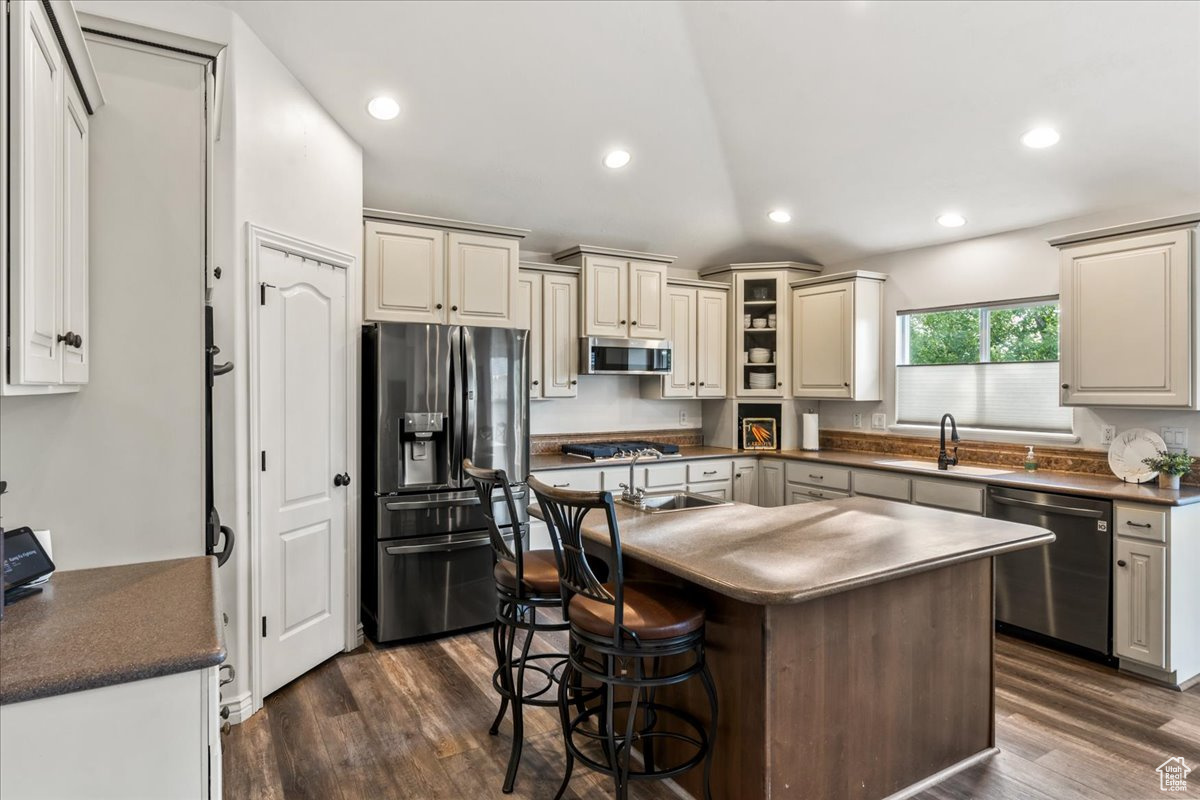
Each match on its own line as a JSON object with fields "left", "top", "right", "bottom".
{"left": 518, "top": 265, "right": 579, "bottom": 399}
{"left": 1053, "top": 217, "right": 1199, "bottom": 408}
{"left": 789, "top": 271, "right": 884, "bottom": 401}
{"left": 553, "top": 247, "right": 675, "bottom": 340}
{"left": 363, "top": 215, "right": 526, "bottom": 328}
{"left": 1114, "top": 536, "right": 1166, "bottom": 669}
{"left": 646, "top": 281, "right": 728, "bottom": 399}
{"left": 733, "top": 458, "right": 759, "bottom": 504}
{"left": 5, "top": 0, "right": 98, "bottom": 394}
{"left": 759, "top": 459, "right": 785, "bottom": 507}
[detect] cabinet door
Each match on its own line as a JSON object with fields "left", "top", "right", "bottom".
{"left": 447, "top": 232, "right": 519, "bottom": 327}
{"left": 662, "top": 288, "right": 696, "bottom": 397}
{"left": 582, "top": 257, "right": 627, "bottom": 337}
{"left": 792, "top": 282, "right": 852, "bottom": 398}
{"left": 696, "top": 289, "right": 727, "bottom": 397}
{"left": 1060, "top": 230, "right": 1192, "bottom": 407}
{"left": 733, "top": 461, "right": 759, "bottom": 505}
{"left": 61, "top": 84, "right": 89, "bottom": 384}
{"left": 11, "top": 0, "right": 65, "bottom": 385}
{"left": 1114, "top": 538, "right": 1166, "bottom": 668}
{"left": 364, "top": 221, "right": 445, "bottom": 323}
{"left": 628, "top": 261, "right": 669, "bottom": 339}
{"left": 516, "top": 272, "right": 542, "bottom": 398}
{"left": 759, "top": 459, "right": 785, "bottom": 507}
{"left": 542, "top": 274, "right": 579, "bottom": 397}
{"left": 689, "top": 481, "right": 733, "bottom": 500}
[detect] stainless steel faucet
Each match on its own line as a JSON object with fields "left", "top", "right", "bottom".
{"left": 938, "top": 413, "right": 960, "bottom": 470}
{"left": 619, "top": 448, "right": 663, "bottom": 506}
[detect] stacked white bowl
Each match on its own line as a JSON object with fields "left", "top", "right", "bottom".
{"left": 748, "top": 348, "right": 771, "bottom": 364}
{"left": 748, "top": 371, "right": 776, "bottom": 388}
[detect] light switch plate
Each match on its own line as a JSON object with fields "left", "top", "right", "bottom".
{"left": 872, "top": 413, "right": 887, "bottom": 430}
{"left": 1101, "top": 425, "right": 1116, "bottom": 445}
{"left": 852, "top": 412, "right": 863, "bottom": 429}
{"left": 1160, "top": 427, "right": 1188, "bottom": 451}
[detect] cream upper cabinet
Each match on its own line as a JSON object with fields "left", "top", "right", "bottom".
{"left": 554, "top": 246, "right": 676, "bottom": 341}
{"left": 515, "top": 271, "right": 542, "bottom": 396}
{"left": 643, "top": 281, "right": 728, "bottom": 400}
{"left": 790, "top": 271, "right": 884, "bottom": 401}
{"left": 628, "top": 261, "right": 669, "bottom": 339}
{"left": 447, "top": 232, "right": 519, "bottom": 326}
{"left": 696, "top": 288, "right": 728, "bottom": 397}
{"left": 1054, "top": 220, "right": 1197, "bottom": 408}
{"left": 662, "top": 288, "right": 695, "bottom": 397}
{"left": 363, "top": 213, "right": 528, "bottom": 328}
{"left": 5, "top": 0, "right": 101, "bottom": 394}
{"left": 542, "top": 273, "right": 579, "bottom": 397}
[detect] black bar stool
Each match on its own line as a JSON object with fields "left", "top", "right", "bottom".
{"left": 527, "top": 477, "right": 718, "bottom": 800}
{"left": 463, "top": 459, "right": 569, "bottom": 794}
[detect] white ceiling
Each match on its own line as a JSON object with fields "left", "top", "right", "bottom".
{"left": 221, "top": 0, "right": 1200, "bottom": 268}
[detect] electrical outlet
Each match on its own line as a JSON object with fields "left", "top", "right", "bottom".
{"left": 679, "top": 409, "right": 688, "bottom": 426}
{"left": 871, "top": 412, "right": 887, "bottom": 430}
{"left": 1161, "top": 426, "right": 1188, "bottom": 451}
{"left": 1101, "top": 425, "right": 1116, "bottom": 445}
{"left": 852, "top": 412, "right": 863, "bottom": 429}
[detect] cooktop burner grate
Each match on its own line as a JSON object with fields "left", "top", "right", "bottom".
{"left": 560, "top": 441, "right": 682, "bottom": 461}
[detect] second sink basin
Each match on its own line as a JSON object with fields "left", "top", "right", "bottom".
{"left": 623, "top": 491, "right": 731, "bottom": 512}
{"left": 877, "top": 459, "right": 1014, "bottom": 477}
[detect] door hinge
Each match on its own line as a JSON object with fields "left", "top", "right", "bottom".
{"left": 261, "top": 616, "right": 267, "bottom": 637}
{"left": 260, "top": 451, "right": 266, "bottom": 471}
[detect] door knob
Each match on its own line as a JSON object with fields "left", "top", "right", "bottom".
{"left": 57, "top": 331, "right": 81, "bottom": 347}
{"left": 334, "top": 473, "right": 351, "bottom": 487}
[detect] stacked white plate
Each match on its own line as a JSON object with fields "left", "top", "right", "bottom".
{"left": 748, "top": 371, "right": 776, "bottom": 388}
{"left": 748, "top": 348, "right": 771, "bottom": 364}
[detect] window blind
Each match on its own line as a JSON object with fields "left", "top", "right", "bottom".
{"left": 896, "top": 361, "right": 1072, "bottom": 432}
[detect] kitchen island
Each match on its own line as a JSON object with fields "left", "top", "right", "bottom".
{"left": 561, "top": 496, "right": 1055, "bottom": 800}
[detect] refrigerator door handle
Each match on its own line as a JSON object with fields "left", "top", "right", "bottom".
{"left": 385, "top": 536, "right": 492, "bottom": 555}
{"left": 384, "top": 487, "right": 526, "bottom": 511}
{"left": 463, "top": 327, "right": 478, "bottom": 474}
{"left": 449, "top": 326, "right": 464, "bottom": 485}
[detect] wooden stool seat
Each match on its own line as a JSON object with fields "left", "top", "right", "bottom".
{"left": 569, "top": 582, "right": 704, "bottom": 640}
{"left": 493, "top": 550, "right": 561, "bottom": 595}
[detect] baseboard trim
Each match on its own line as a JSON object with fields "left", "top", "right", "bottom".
{"left": 882, "top": 747, "right": 999, "bottom": 800}
{"left": 221, "top": 690, "right": 254, "bottom": 725}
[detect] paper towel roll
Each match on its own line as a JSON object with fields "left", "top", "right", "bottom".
{"left": 802, "top": 413, "right": 820, "bottom": 451}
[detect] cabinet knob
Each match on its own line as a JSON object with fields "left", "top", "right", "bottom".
{"left": 451, "top": 305, "right": 458, "bottom": 312}
{"left": 1117, "top": 559, "right": 1128, "bottom": 567}
{"left": 570, "top": 379, "right": 577, "bottom": 385}
{"left": 620, "top": 320, "right": 627, "bottom": 325}
{"left": 436, "top": 303, "right": 443, "bottom": 310}
{"left": 843, "top": 382, "right": 850, "bottom": 387}
{"left": 777, "top": 382, "right": 782, "bottom": 387}
{"left": 1061, "top": 383, "right": 1069, "bottom": 389}
{"left": 689, "top": 382, "right": 695, "bottom": 387}
{"left": 532, "top": 380, "right": 539, "bottom": 386}
{"left": 632, "top": 320, "right": 637, "bottom": 326}
{"left": 699, "top": 381, "right": 705, "bottom": 386}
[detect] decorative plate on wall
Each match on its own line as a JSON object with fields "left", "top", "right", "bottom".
{"left": 1108, "top": 427, "right": 1168, "bottom": 483}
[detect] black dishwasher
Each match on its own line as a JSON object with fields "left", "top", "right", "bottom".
{"left": 986, "top": 486, "right": 1113, "bottom": 661}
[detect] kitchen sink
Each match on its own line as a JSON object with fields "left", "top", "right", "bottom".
{"left": 876, "top": 459, "right": 1014, "bottom": 477}
{"left": 621, "top": 491, "right": 731, "bottom": 512}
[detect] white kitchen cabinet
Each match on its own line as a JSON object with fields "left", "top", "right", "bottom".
{"left": 553, "top": 246, "right": 675, "bottom": 341}
{"left": 785, "top": 461, "right": 851, "bottom": 492}
{"left": 911, "top": 477, "right": 984, "bottom": 515}
{"left": 789, "top": 271, "right": 884, "bottom": 401}
{"left": 1052, "top": 216, "right": 1199, "bottom": 408}
{"left": 4, "top": 0, "right": 100, "bottom": 394}
{"left": 852, "top": 469, "right": 911, "bottom": 502}
{"left": 788, "top": 486, "right": 850, "bottom": 504}
{"left": 519, "top": 265, "right": 580, "bottom": 399}
{"left": 363, "top": 214, "right": 527, "bottom": 327}
{"left": 530, "top": 467, "right": 603, "bottom": 492}
{"left": 647, "top": 281, "right": 728, "bottom": 400}
{"left": 759, "top": 459, "right": 785, "bottom": 507}
{"left": 1114, "top": 537, "right": 1166, "bottom": 669}
{"left": 733, "top": 459, "right": 759, "bottom": 505}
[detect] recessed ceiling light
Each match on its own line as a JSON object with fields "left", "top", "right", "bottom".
{"left": 367, "top": 96, "right": 400, "bottom": 121}
{"left": 1021, "top": 127, "right": 1060, "bottom": 149}
{"left": 768, "top": 209, "right": 792, "bottom": 223}
{"left": 603, "top": 150, "right": 631, "bottom": 169}
{"left": 937, "top": 213, "right": 966, "bottom": 228}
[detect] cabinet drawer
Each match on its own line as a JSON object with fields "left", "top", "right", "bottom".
{"left": 530, "top": 469, "right": 602, "bottom": 492}
{"left": 853, "top": 469, "right": 911, "bottom": 502}
{"left": 687, "top": 461, "right": 733, "bottom": 483}
{"left": 911, "top": 478, "right": 984, "bottom": 515}
{"left": 645, "top": 462, "right": 688, "bottom": 488}
{"left": 785, "top": 462, "right": 851, "bottom": 491}
{"left": 1115, "top": 504, "right": 1167, "bottom": 542}
{"left": 789, "top": 486, "right": 850, "bottom": 504}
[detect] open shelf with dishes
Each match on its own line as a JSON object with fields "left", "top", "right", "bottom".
{"left": 739, "top": 277, "right": 782, "bottom": 395}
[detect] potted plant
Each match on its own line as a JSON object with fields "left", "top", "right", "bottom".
{"left": 1141, "top": 449, "right": 1194, "bottom": 490}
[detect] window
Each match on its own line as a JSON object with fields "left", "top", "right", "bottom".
{"left": 896, "top": 299, "right": 1071, "bottom": 433}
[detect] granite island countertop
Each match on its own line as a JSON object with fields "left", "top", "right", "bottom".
{"left": 533, "top": 495, "right": 1054, "bottom": 605}
{"left": 0, "top": 557, "right": 226, "bottom": 705}
{"left": 531, "top": 445, "right": 1200, "bottom": 506}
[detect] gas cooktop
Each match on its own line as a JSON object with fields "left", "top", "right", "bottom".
{"left": 560, "top": 441, "right": 682, "bottom": 462}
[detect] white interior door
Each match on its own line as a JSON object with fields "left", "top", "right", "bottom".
{"left": 258, "top": 245, "right": 348, "bottom": 697}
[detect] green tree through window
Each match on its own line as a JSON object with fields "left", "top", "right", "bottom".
{"left": 908, "top": 309, "right": 980, "bottom": 364}
{"left": 904, "top": 302, "right": 1058, "bottom": 365}
{"left": 989, "top": 304, "right": 1059, "bottom": 362}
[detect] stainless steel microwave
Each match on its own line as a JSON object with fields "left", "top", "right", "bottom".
{"left": 580, "top": 337, "right": 672, "bottom": 375}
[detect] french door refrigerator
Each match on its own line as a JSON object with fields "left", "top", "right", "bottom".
{"left": 362, "top": 323, "right": 529, "bottom": 642}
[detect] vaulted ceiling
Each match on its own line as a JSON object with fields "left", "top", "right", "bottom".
{"left": 222, "top": 0, "right": 1200, "bottom": 268}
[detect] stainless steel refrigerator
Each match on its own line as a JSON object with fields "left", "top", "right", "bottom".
{"left": 362, "top": 323, "right": 529, "bottom": 642}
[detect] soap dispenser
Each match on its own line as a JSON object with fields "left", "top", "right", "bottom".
{"left": 1024, "top": 446, "right": 1038, "bottom": 472}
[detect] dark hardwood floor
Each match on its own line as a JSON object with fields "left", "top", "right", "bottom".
{"left": 224, "top": 627, "right": 1200, "bottom": 799}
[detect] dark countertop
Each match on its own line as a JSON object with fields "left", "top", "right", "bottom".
{"left": 535, "top": 496, "right": 1054, "bottom": 605}
{"left": 0, "top": 557, "right": 226, "bottom": 705}
{"left": 531, "top": 445, "right": 1200, "bottom": 507}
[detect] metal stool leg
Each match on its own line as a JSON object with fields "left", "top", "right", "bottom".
{"left": 502, "top": 606, "right": 538, "bottom": 794}
{"left": 489, "top": 613, "right": 509, "bottom": 736}
{"left": 700, "top": 659, "right": 719, "bottom": 800}
{"left": 553, "top": 640, "right": 578, "bottom": 800}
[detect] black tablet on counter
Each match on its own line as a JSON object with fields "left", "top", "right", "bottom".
{"left": 3, "top": 527, "right": 56, "bottom": 602}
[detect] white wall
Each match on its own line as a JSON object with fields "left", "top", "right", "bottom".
{"left": 531, "top": 376, "right": 701, "bottom": 435}
{"left": 817, "top": 199, "right": 1200, "bottom": 450}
